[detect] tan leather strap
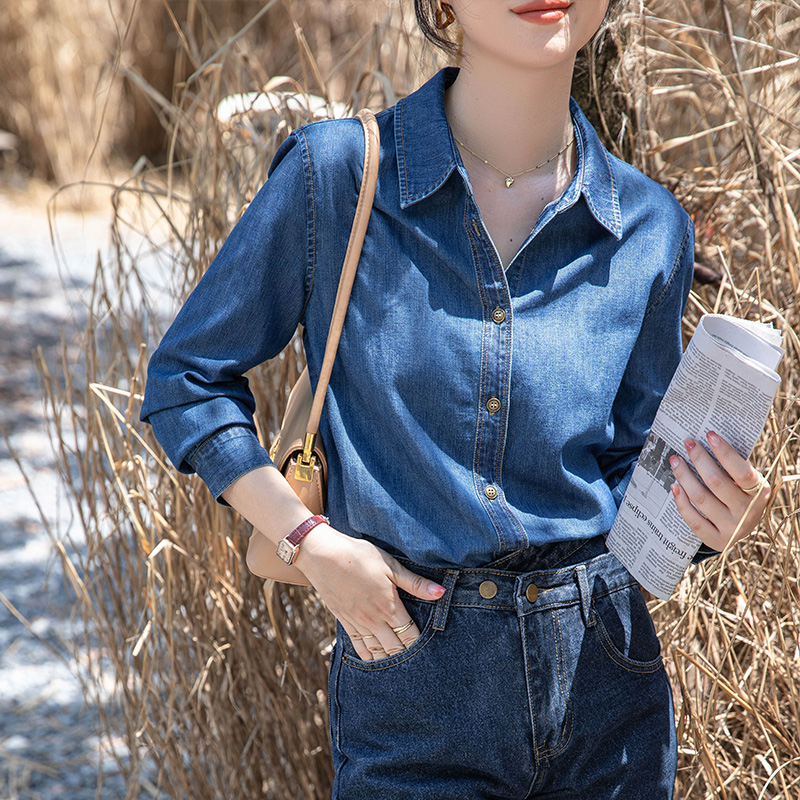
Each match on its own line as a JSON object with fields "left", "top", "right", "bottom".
{"left": 306, "top": 109, "right": 379, "bottom": 436}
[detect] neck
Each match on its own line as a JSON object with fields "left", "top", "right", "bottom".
{"left": 444, "top": 59, "right": 575, "bottom": 176}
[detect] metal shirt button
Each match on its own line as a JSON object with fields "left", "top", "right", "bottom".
{"left": 479, "top": 580, "right": 498, "bottom": 599}
{"left": 484, "top": 485, "right": 498, "bottom": 500}
{"left": 491, "top": 307, "right": 506, "bottom": 324}
{"left": 486, "top": 397, "right": 501, "bottom": 414}
{"left": 526, "top": 583, "right": 539, "bottom": 603}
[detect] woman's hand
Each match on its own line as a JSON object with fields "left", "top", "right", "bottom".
{"left": 295, "top": 525, "right": 446, "bottom": 661}
{"left": 669, "top": 430, "right": 770, "bottom": 552}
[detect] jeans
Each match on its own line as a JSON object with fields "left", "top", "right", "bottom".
{"left": 328, "top": 537, "right": 677, "bottom": 799}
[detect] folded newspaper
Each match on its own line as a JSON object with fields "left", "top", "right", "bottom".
{"left": 606, "top": 314, "right": 784, "bottom": 599}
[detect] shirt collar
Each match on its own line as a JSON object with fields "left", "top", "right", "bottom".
{"left": 394, "top": 67, "right": 622, "bottom": 240}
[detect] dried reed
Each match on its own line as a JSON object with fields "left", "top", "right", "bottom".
{"left": 617, "top": 3, "right": 800, "bottom": 797}
{"left": 33, "top": 1, "right": 800, "bottom": 798}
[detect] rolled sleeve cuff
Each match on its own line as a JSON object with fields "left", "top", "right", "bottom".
{"left": 692, "top": 544, "right": 721, "bottom": 564}
{"left": 188, "top": 425, "right": 274, "bottom": 505}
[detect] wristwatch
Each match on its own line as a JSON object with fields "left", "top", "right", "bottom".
{"left": 275, "top": 514, "right": 329, "bottom": 565}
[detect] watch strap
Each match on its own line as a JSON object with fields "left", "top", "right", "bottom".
{"left": 285, "top": 514, "right": 329, "bottom": 547}
{"left": 276, "top": 514, "right": 329, "bottom": 565}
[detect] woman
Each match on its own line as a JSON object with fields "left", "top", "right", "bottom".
{"left": 141, "top": 1, "right": 771, "bottom": 797}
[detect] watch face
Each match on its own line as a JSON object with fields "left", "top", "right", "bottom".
{"left": 276, "top": 539, "right": 296, "bottom": 565}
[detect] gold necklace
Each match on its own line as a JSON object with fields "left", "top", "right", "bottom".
{"left": 454, "top": 131, "right": 575, "bottom": 188}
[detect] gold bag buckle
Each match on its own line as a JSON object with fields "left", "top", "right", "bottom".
{"left": 294, "top": 432, "right": 317, "bottom": 482}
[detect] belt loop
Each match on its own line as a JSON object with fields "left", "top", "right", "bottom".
{"left": 433, "top": 570, "right": 458, "bottom": 631}
{"left": 575, "top": 564, "right": 595, "bottom": 628}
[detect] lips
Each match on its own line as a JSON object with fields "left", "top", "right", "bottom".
{"left": 511, "top": 0, "right": 571, "bottom": 13}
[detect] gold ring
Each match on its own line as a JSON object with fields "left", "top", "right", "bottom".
{"left": 740, "top": 475, "right": 765, "bottom": 495}
{"left": 361, "top": 633, "right": 376, "bottom": 640}
{"left": 392, "top": 620, "right": 414, "bottom": 635}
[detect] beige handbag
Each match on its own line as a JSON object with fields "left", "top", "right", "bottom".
{"left": 245, "top": 108, "right": 380, "bottom": 585}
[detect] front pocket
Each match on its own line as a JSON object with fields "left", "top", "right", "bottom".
{"left": 591, "top": 584, "right": 663, "bottom": 673}
{"left": 340, "top": 596, "right": 438, "bottom": 672}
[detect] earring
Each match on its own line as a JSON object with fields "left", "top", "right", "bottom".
{"left": 434, "top": 2, "right": 456, "bottom": 30}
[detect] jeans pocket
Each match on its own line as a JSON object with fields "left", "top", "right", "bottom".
{"left": 591, "top": 583, "right": 663, "bottom": 673}
{"left": 340, "top": 597, "right": 438, "bottom": 672}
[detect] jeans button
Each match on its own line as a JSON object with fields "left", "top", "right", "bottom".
{"left": 526, "top": 583, "right": 539, "bottom": 603}
{"left": 486, "top": 397, "right": 501, "bottom": 414}
{"left": 479, "top": 580, "right": 498, "bottom": 599}
{"left": 484, "top": 485, "right": 498, "bottom": 500}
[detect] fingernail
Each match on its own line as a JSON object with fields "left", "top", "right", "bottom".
{"left": 429, "top": 584, "right": 446, "bottom": 598}
{"left": 669, "top": 455, "right": 680, "bottom": 469}
{"left": 671, "top": 482, "right": 680, "bottom": 496}
{"left": 707, "top": 430, "right": 720, "bottom": 446}
{"left": 684, "top": 438, "right": 696, "bottom": 451}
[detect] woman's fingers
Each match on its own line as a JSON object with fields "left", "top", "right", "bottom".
{"left": 344, "top": 618, "right": 420, "bottom": 662}
{"left": 669, "top": 450, "right": 728, "bottom": 521}
{"left": 361, "top": 633, "right": 389, "bottom": 660}
{"left": 351, "top": 607, "right": 423, "bottom": 659}
{"left": 362, "top": 621, "right": 407, "bottom": 657}
{"left": 671, "top": 482, "right": 721, "bottom": 547}
{"left": 343, "top": 599, "right": 423, "bottom": 661}
{"left": 393, "top": 617, "right": 422, "bottom": 649}
{"left": 705, "top": 430, "right": 769, "bottom": 496}
{"left": 670, "top": 430, "right": 771, "bottom": 551}
{"left": 388, "top": 558, "right": 446, "bottom": 601}
{"left": 344, "top": 623, "right": 378, "bottom": 661}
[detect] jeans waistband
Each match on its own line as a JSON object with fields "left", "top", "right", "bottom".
{"left": 396, "top": 537, "right": 637, "bottom": 623}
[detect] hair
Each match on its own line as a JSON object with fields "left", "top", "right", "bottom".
{"left": 414, "top": 0, "right": 624, "bottom": 57}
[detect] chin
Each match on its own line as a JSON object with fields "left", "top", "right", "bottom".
{"left": 503, "top": 39, "right": 578, "bottom": 70}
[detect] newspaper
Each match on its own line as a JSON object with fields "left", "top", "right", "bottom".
{"left": 606, "top": 314, "right": 784, "bottom": 599}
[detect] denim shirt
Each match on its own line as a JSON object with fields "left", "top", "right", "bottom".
{"left": 141, "top": 67, "right": 709, "bottom": 569}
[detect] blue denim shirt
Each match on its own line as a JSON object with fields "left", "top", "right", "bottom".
{"left": 141, "top": 67, "right": 707, "bottom": 569}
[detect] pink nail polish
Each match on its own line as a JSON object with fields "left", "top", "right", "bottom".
{"left": 684, "top": 438, "right": 696, "bottom": 451}
{"left": 671, "top": 482, "right": 680, "bottom": 496}
{"left": 669, "top": 455, "right": 679, "bottom": 469}
{"left": 707, "top": 430, "right": 720, "bottom": 446}
{"left": 429, "top": 584, "right": 446, "bottom": 598}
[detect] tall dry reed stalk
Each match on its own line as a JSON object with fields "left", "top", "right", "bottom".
{"left": 33, "top": 1, "right": 799, "bottom": 798}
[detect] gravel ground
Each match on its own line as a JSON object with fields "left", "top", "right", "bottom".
{"left": 0, "top": 179, "right": 152, "bottom": 800}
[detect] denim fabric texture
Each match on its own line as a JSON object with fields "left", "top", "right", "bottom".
{"left": 141, "top": 66, "right": 716, "bottom": 567}
{"left": 329, "top": 537, "right": 678, "bottom": 799}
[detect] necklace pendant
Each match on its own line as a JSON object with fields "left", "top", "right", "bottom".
{"left": 505, "top": 176, "right": 515, "bottom": 188}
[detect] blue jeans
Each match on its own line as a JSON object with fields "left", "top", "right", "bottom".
{"left": 328, "top": 537, "right": 677, "bottom": 799}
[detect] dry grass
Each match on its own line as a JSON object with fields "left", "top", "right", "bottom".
{"left": 0, "top": 0, "right": 428, "bottom": 184}
{"left": 616, "top": 3, "right": 800, "bottom": 797}
{"left": 27, "top": 0, "right": 800, "bottom": 798}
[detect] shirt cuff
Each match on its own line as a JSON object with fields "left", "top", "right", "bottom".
{"left": 188, "top": 425, "right": 274, "bottom": 505}
{"left": 691, "top": 544, "right": 721, "bottom": 564}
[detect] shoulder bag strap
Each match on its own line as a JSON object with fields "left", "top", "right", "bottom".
{"left": 304, "top": 109, "right": 379, "bottom": 443}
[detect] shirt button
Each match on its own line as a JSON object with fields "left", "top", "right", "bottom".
{"left": 484, "top": 485, "right": 498, "bottom": 500}
{"left": 479, "top": 580, "right": 498, "bottom": 599}
{"left": 486, "top": 397, "right": 501, "bottom": 414}
{"left": 526, "top": 583, "right": 539, "bottom": 603}
{"left": 491, "top": 307, "right": 506, "bottom": 324}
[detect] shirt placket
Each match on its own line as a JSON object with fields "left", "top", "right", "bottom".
{"left": 465, "top": 203, "right": 529, "bottom": 556}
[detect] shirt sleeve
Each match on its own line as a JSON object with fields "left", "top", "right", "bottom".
{"left": 140, "top": 130, "right": 313, "bottom": 501}
{"left": 600, "top": 213, "right": 694, "bottom": 505}
{"left": 599, "top": 214, "right": 720, "bottom": 565}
